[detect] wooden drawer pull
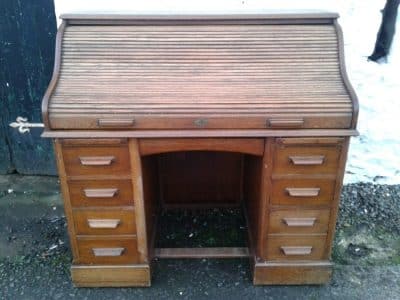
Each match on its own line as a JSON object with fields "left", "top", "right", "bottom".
{"left": 92, "top": 247, "right": 125, "bottom": 257}
{"left": 285, "top": 187, "right": 320, "bottom": 197}
{"left": 283, "top": 217, "right": 317, "bottom": 227}
{"left": 79, "top": 156, "right": 115, "bottom": 166}
{"left": 87, "top": 219, "right": 121, "bottom": 229}
{"left": 281, "top": 246, "right": 312, "bottom": 256}
{"left": 289, "top": 155, "right": 325, "bottom": 165}
{"left": 97, "top": 118, "right": 135, "bottom": 127}
{"left": 268, "top": 118, "right": 304, "bottom": 128}
{"left": 84, "top": 188, "right": 118, "bottom": 198}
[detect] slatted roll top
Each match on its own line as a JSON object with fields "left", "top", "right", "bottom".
{"left": 42, "top": 13, "right": 358, "bottom": 130}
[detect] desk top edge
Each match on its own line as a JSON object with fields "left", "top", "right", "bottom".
{"left": 42, "top": 129, "right": 358, "bottom": 139}
{"left": 60, "top": 12, "right": 339, "bottom": 22}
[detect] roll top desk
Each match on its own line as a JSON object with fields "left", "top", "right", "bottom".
{"left": 42, "top": 12, "right": 358, "bottom": 286}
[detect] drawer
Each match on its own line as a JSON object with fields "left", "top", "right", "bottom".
{"left": 268, "top": 209, "right": 330, "bottom": 234}
{"left": 265, "top": 235, "right": 327, "bottom": 261}
{"left": 76, "top": 237, "right": 140, "bottom": 264}
{"left": 273, "top": 139, "right": 341, "bottom": 175}
{"left": 271, "top": 179, "right": 335, "bottom": 206}
{"left": 73, "top": 208, "right": 136, "bottom": 235}
{"left": 62, "top": 145, "right": 130, "bottom": 176}
{"left": 68, "top": 180, "right": 133, "bottom": 207}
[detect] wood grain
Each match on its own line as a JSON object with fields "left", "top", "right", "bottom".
{"left": 158, "top": 151, "right": 243, "bottom": 206}
{"left": 48, "top": 115, "right": 353, "bottom": 130}
{"left": 41, "top": 21, "right": 66, "bottom": 129}
{"left": 253, "top": 261, "right": 332, "bottom": 285}
{"left": 334, "top": 20, "right": 359, "bottom": 129}
{"left": 271, "top": 178, "right": 335, "bottom": 206}
{"left": 68, "top": 179, "right": 133, "bottom": 207}
{"left": 141, "top": 155, "right": 160, "bottom": 260}
{"left": 60, "top": 13, "right": 340, "bottom": 22}
{"left": 53, "top": 139, "right": 80, "bottom": 262}
{"left": 154, "top": 247, "right": 249, "bottom": 258}
{"left": 256, "top": 139, "right": 272, "bottom": 258}
{"left": 265, "top": 235, "right": 327, "bottom": 260}
{"left": 139, "top": 138, "right": 264, "bottom": 156}
{"left": 73, "top": 208, "right": 136, "bottom": 235}
{"left": 325, "top": 137, "right": 351, "bottom": 257}
{"left": 71, "top": 264, "right": 151, "bottom": 287}
{"left": 273, "top": 144, "right": 341, "bottom": 175}
{"left": 42, "top": 13, "right": 359, "bottom": 287}
{"left": 42, "top": 129, "right": 359, "bottom": 139}
{"left": 44, "top": 19, "right": 356, "bottom": 130}
{"left": 62, "top": 145, "right": 130, "bottom": 176}
{"left": 268, "top": 208, "right": 330, "bottom": 234}
{"left": 129, "top": 139, "right": 149, "bottom": 263}
{"left": 243, "top": 153, "right": 264, "bottom": 258}
{"left": 76, "top": 237, "right": 140, "bottom": 264}
{"left": 60, "top": 138, "right": 128, "bottom": 146}
{"left": 276, "top": 137, "right": 344, "bottom": 145}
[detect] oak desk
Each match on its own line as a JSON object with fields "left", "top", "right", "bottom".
{"left": 42, "top": 13, "right": 358, "bottom": 286}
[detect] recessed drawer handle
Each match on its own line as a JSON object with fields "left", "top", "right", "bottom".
{"left": 97, "top": 118, "right": 135, "bottom": 127}
{"left": 281, "top": 246, "right": 313, "bottom": 256}
{"left": 87, "top": 219, "right": 121, "bottom": 229}
{"left": 285, "top": 187, "right": 320, "bottom": 197}
{"left": 268, "top": 118, "right": 304, "bottom": 128}
{"left": 289, "top": 155, "right": 325, "bottom": 165}
{"left": 283, "top": 217, "right": 317, "bottom": 227}
{"left": 92, "top": 247, "right": 125, "bottom": 257}
{"left": 84, "top": 188, "right": 118, "bottom": 198}
{"left": 79, "top": 156, "right": 115, "bottom": 166}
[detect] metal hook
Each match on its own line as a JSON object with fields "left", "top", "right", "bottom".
{"left": 9, "top": 116, "right": 44, "bottom": 134}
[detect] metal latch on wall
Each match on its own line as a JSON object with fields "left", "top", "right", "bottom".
{"left": 9, "top": 117, "right": 44, "bottom": 133}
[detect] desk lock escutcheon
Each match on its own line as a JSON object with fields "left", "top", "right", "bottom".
{"left": 194, "top": 118, "right": 208, "bottom": 128}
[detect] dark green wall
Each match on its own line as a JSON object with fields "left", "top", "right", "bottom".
{"left": 0, "top": 0, "right": 57, "bottom": 174}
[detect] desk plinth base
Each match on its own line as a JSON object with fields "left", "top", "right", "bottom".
{"left": 71, "top": 264, "right": 151, "bottom": 287}
{"left": 253, "top": 261, "right": 332, "bottom": 285}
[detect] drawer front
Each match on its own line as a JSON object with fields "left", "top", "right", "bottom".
{"left": 73, "top": 208, "right": 136, "bottom": 235}
{"left": 77, "top": 238, "right": 139, "bottom": 264}
{"left": 266, "top": 235, "right": 327, "bottom": 261}
{"left": 62, "top": 145, "right": 130, "bottom": 176}
{"left": 269, "top": 209, "right": 330, "bottom": 234}
{"left": 273, "top": 145, "right": 340, "bottom": 175}
{"left": 271, "top": 179, "right": 335, "bottom": 206}
{"left": 68, "top": 180, "right": 133, "bottom": 207}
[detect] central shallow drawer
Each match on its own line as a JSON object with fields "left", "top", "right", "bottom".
{"left": 271, "top": 179, "right": 335, "bottom": 206}
{"left": 265, "top": 235, "right": 327, "bottom": 261}
{"left": 76, "top": 237, "right": 140, "bottom": 264}
{"left": 68, "top": 179, "right": 133, "bottom": 207}
{"left": 62, "top": 145, "right": 130, "bottom": 176}
{"left": 73, "top": 208, "right": 136, "bottom": 235}
{"left": 268, "top": 209, "right": 330, "bottom": 234}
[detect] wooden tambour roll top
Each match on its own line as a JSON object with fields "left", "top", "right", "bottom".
{"left": 42, "top": 13, "right": 358, "bottom": 133}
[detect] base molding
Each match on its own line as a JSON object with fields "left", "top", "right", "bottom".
{"left": 253, "top": 261, "right": 332, "bottom": 285}
{"left": 71, "top": 264, "right": 151, "bottom": 287}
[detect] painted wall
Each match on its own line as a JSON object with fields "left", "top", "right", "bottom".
{"left": 1, "top": 0, "right": 57, "bottom": 174}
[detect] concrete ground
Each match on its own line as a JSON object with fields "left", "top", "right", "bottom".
{"left": 0, "top": 175, "right": 399, "bottom": 300}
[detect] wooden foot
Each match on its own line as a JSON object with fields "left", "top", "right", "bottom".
{"left": 253, "top": 261, "right": 332, "bottom": 285}
{"left": 71, "top": 264, "right": 151, "bottom": 287}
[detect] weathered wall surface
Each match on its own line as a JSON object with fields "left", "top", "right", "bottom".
{"left": 1, "top": 0, "right": 57, "bottom": 174}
